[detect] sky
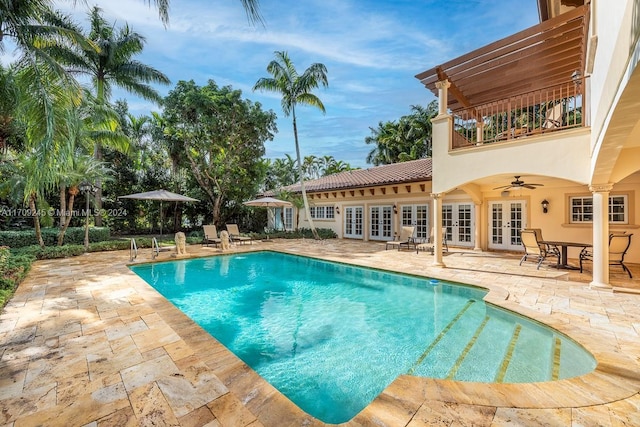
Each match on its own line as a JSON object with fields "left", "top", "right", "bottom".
{"left": 34, "top": 0, "right": 539, "bottom": 168}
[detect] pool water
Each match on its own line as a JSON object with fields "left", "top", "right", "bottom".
{"left": 130, "top": 251, "right": 596, "bottom": 424}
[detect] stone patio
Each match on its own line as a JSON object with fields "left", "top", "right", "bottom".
{"left": 1, "top": 239, "right": 640, "bottom": 426}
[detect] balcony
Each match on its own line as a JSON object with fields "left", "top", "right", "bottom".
{"left": 451, "top": 77, "right": 586, "bottom": 149}
{"left": 416, "top": 5, "right": 589, "bottom": 150}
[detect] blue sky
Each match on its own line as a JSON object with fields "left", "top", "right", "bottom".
{"left": 46, "top": 0, "right": 540, "bottom": 168}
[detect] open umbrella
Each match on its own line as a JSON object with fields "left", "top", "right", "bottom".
{"left": 243, "top": 196, "right": 292, "bottom": 240}
{"left": 119, "top": 189, "right": 199, "bottom": 235}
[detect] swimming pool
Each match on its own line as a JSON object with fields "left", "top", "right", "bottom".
{"left": 130, "top": 251, "right": 596, "bottom": 424}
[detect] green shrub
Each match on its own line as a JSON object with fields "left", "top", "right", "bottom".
{"left": 0, "top": 246, "right": 35, "bottom": 307}
{"left": 0, "top": 227, "right": 111, "bottom": 248}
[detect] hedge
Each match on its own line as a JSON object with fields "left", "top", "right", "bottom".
{"left": 0, "top": 246, "right": 35, "bottom": 307}
{"left": 0, "top": 227, "right": 111, "bottom": 248}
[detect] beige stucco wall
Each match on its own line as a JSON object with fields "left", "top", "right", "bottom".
{"left": 589, "top": 0, "right": 639, "bottom": 145}
{"left": 295, "top": 182, "right": 435, "bottom": 240}
{"left": 431, "top": 115, "right": 591, "bottom": 194}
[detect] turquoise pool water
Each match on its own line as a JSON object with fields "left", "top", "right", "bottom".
{"left": 130, "top": 251, "right": 596, "bottom": 424}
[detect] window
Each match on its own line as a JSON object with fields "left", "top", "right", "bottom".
{"left": 325, "top": 206, "right": 335, "bottom": 219}
{"left": 570, "top": 195, "right": 628, "bottom": 224}
{"left": 309, "top": 206, "right": 335, "bottom": 220}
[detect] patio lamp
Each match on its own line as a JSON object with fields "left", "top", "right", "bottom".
{"left": 541, "top": 199, "right": 549, "bottom": 214}
{"left": 79, "top": 182, "right": 98, "bottom": 252}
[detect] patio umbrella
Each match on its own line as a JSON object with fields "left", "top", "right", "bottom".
{"left": 118, "top": 189, "right": 199, "bottom": 235}
{"left": 243, "top": 196, "right": 292, "bottom": 240}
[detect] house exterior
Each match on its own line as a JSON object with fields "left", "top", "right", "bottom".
{"left": 267, "top": 158, "right": 479, "bottom": 249}
{"left": 266, "top": 0, "right": 639, "bottom": 289}
{"left": 414, "top": 0, "right": 640, "bottom": 287}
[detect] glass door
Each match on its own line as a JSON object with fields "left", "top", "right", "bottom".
{"left": 369, "top": 206, "right": 393, "bottom": 241}
{"left": 401, "top": 204, "right": 429, "bottom": 242}
{"left": 488, "top": 200, "right": 526, "bottom": 251}
{"left": 441, "top": 203, "right": 474, "bottom": 247}
{"left": 344, "top": 206, "right": 364, "bottom": 239}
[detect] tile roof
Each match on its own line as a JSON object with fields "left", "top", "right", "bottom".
{"left": 264, "top": 158, "right": 432, "bottom": 195}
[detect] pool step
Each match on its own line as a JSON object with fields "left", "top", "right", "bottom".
{"left": 408, "top": 303, "right": 567, "bottom": 382}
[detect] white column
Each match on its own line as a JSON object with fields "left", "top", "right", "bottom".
{"left": 474, "top": 203, "right": 482, "bottom": 251}
{"left": 431, "top": 193, "right": 445, "bottom": 267}
{"left": 435, "top": 80, "right": 451, "bottom": 116}
{"left": 589, "top": 184, "right": 612, "bottom": 289}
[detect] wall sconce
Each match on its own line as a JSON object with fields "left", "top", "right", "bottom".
{"left": 393, "top": 204, "right": 398, "bottom": 214}
{"left": 541, "top": 199, "right": 549, "bottom": 214}
{"left": 335, "top": 206, "right": 340, "bottom": 215}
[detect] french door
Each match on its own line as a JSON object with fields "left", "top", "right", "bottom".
{"left": 442, "top": 203, "right": 474, "bottom": 247}
{"left": 344, "top": 206, "right": 364, "bottom": 239}
{"left": 488, "top": 200, "right": 527, "bottom": 251}
{"left": 369, "top": 206, "right": 393, "bottom": 241}
{"left": 401, "top": 204, "right": 429, "bottom": 242}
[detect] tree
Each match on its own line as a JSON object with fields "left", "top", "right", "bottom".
{"left": 163, "top": 80, "right": 277, "bottom": 225}
{"left": 365, "top": 101, "right": 438, "bottom": 165}
{"left": 0, "top": 152, "right": 47, "bottom": 247}
{"left": 60, "top": 6, "right": 170, "bottom": 225}
{"left": 1, "top": 2, "right": 91, "bottom": 167}
{"left": 143, "top": 0, "right": 263, "bottom": 26}
{"left": 253, "top": 51, "right": 328, "bottom": 240}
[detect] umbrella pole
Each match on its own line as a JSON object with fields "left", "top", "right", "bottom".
{"left": 160, "top": 201, "right": 163, "bottom": 236}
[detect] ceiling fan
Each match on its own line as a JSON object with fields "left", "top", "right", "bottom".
{"left": 493, "top": 176, "right": 544, "bottom": 190}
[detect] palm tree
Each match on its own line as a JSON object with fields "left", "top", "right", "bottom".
{"left": 144, "top": 0, "right": 263, "bottom": 25}
{"left": 253, "top": 51, "right": 328, "bottom": 240}
{"left": 60, "top": 6, "right": 170, "bottom": 225}
{"left": 0, "top": 152, "right": 48, "bottom": 247}
{"left": 1, "top": 2, "right": 92, "bottom": 162}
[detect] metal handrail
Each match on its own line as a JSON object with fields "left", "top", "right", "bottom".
{"left": 152, "top": 237, "right": 160, "bottom": 259}
{"left": 130, "top": 238, "right": 138, "bottom": 262}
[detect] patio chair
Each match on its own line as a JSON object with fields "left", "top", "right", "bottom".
{"left": 202, "top": 224, "right": 221, "bottom": 247}
{"left": 226, "top": 223, "right": 253, "bottom": 245}
{"left": 386, "top": 226, "right": 415, "bottom": 250}
{"left": 523, "top": 228, "right": 560, "bottom": 259}
{"left": 579, "top": 233, "right": 633, "bottom": 278}
{"left": 416, "top": 227, "right": 449, "bottom": 254}
{"left": 519, "top": 229, "right": 559, "bottom": 269}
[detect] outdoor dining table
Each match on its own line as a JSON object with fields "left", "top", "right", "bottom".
{"left": 541, "top": 240, "right": 592, "bottom": 270}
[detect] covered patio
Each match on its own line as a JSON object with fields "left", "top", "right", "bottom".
{"left": 1, "top": 240, "right": 639, "bottom": 426}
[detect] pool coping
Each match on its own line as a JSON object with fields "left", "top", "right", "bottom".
{"left": 126, "top": 248, "right": 640, "bottom": 425}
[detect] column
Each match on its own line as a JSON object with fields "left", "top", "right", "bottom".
{"left": 435, "top": 80, "right": 451, "bottom": 116}
{"left": 474, "top": 203, "right": 482, "bottom": 251}
{"left": 431, "top": 193, "right": 445, "bottom": 267}
{"left": 589, "top": 184, "right": 612, "bottom": 289}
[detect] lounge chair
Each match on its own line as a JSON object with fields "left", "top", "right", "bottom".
{"left": 202, "top": 224, "right": 221, "bottom": 247}
{"left": 416, "top": 227, "right": 449, "bottom": 254}
{"left": 579, "top": 233, "right": 633, "bottom": 277}
{"left": 386, "top": 226, "right": 415, "bottom": 250}
{"left": 519, "top": 229, "right": 559, "bottom": 269}
{"left": 226, "top": 223, "right": 253, "bottom": 245}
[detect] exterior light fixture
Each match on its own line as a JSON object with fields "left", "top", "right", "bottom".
{"left": 393, "top": 204, "right": 398, "bottom": 214}
{"left": 541, "top": 199, "right": 549, "bottom": 214}
{"left": 335, "top": 205, "right": 340, "bottom": 215}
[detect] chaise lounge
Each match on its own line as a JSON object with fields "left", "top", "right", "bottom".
{"left": 226, "top": 223, "right": 253, "bottom": 245}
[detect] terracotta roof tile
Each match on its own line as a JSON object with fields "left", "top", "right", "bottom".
{"left": 265, "top": 158, "right": 432, "bottom": 195}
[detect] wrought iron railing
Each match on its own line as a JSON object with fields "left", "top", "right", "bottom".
{"left": 451, "top": 77, "right": 587, "bottom": 149}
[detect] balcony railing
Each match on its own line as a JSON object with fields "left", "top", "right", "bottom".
{"left": 451, "top": 78, "right": 587, "bottom": 149}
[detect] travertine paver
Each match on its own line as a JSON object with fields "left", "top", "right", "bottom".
{"left": 1, "top": 239, "right": 640, "bottom": 426}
